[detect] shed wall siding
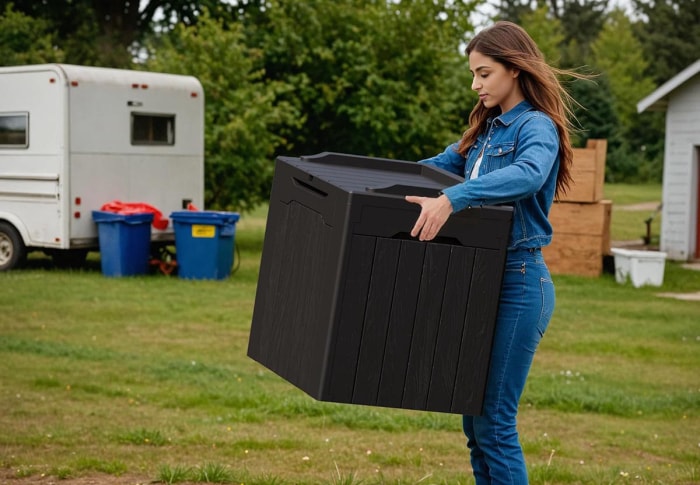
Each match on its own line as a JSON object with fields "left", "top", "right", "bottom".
{"left": 661, "top": 76, "right": 700, "bottom": 260}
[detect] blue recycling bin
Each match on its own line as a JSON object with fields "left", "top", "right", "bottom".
{"left": 92, "top": 211, "right": 153, "bottom": 277}
{"left": 170, "top": 211, "right": 240, "bottom": 280}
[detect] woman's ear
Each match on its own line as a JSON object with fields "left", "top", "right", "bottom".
{"left": 512, "top": 68, "right": 521, "bottom": 79}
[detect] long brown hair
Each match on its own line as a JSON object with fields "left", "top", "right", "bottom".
{"left": 458, "top": 21, "right": 584, "bottom": 198}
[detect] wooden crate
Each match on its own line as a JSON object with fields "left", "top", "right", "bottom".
{"left": 560, "top": 139, "right": 607, "bottom": 203}
{"left": 544, "top": 200, "right": 612, "bottom": 277}
{"left": 544, "top": 234, "right": 606, "bottom": 277}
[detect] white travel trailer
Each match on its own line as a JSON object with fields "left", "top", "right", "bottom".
{"left": 0, "top": 64, "right": 205, "bottom": 270}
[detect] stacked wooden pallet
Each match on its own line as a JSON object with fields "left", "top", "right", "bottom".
{"left": 543, "top": 139, "right": 611, "bottom": 277}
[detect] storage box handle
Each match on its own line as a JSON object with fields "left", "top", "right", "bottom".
{"left": 391, "top": 231, "right": 462, "bottom": 246}
{"left": 366, "top": 184, "right": 442, "bottom": 198}
{"left": 293, "top": 177, "right": 328, "bottom": 198}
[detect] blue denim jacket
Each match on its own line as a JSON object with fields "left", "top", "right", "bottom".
{"left": 419, "top": 100, "right": 559, "bottom": 250}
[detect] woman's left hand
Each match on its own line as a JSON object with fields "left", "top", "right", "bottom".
{"left": 405, "top": 194, "right": 453, "bottom": 241}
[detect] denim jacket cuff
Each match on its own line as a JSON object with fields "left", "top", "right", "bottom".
{"left": 441, "top": 185, "right": 470, "bottom": 213}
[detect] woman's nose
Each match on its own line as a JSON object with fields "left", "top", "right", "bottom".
{"left": 471, "top": 78, "right": 480, "bottom": 90}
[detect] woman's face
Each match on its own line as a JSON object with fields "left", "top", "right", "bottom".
{"left": 469, "top": 49, "right": 524, "bottom": 113}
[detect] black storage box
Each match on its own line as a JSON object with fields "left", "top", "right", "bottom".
{"left": 247, "top": 153, "right": 513, "bottom": 415}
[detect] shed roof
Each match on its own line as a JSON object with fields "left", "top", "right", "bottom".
{"left": 637, "top": 59, "right": 700, "bottom": 113}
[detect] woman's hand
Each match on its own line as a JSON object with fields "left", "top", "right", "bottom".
{"left": 405, "top": 194, "right": 453, "bottom": 241}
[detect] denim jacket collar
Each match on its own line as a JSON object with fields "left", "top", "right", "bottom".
{"left": 488, "top": 100, "right": 535, "bottom": 127}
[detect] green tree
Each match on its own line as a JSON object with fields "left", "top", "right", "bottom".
{"left": 0, "top": 4, "right": 64, "bottom": 65}
{"left": 491, "top": 0, "right": 537, "bottom": 24}
{"left": 568, "top": 74, "right": 618, "bottom": 147}
{"left": 590, "top": 10, "right": 654, "bottom": 133}
{"left": 0, "top": 0, "right": 243, "bottom": 67}
{"left": 555, "top": 0, "right": 608, "bottom": 68}
{"left": 590, "top": 8, "right": 663, "bottom": 182}
{"left": 494, "top": 0, "right": 607, "bottom": 68}
{"left": 632, "top": 0, "right": 700, "bottom": 85}
{"left": 518, "top": 5, "right": 564, "bottom": 66}
{"left": 255, "top": 0, "right": 476, "bottom": 161}
{"left": 142, "top": 11, "right": 300, "bottom": 211}
{"left": 0, "top": 1, "right": 117, "bottom": 66}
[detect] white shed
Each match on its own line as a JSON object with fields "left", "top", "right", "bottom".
{"left": 638, "top": 59, "right": 700, "bottom": 261}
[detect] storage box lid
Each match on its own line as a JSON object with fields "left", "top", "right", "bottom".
{"left": 279, "top": 152, "right": 463, "bottom": 197}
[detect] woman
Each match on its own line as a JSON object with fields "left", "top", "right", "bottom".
{"left": 406, "top": 21, "right": 581, "bottom": 484}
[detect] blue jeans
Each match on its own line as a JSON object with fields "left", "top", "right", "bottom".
{"left": 462, "top": 248, "right": 555, "bottom": 484}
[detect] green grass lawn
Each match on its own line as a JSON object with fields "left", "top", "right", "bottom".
{"left": 604, "top": 183, "right": 663, "bottom": 242}
{"left": 1, "top": 184, "right": 698, "bottom": 485}
{"left": 604, "top": 183, "right": 662, "bottom": 206}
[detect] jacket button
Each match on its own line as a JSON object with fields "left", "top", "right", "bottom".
{"left": 498, "top": 147, "right": 502, "bottom": 154}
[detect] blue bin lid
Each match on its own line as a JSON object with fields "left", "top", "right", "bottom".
{"left": 170, "top": 211, "right": 240, "bottom": 225}
{"left": 92, "top": 210, "right": 154, "bottom": 224}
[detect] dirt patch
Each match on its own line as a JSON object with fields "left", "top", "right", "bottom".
{"left": 656, "top": 291, "right": 700, "bottom": 301}
{"left": 616, "top": 202, "right": 661, "bottom": 212}
{"left": 682, "top": 262, "right": 700, "bottom": 271}
{"left": 656, "top": 263, "right": 700, "bottom": 300}
{"left": 0, "top": 472, "right": 153, "bottom": 485}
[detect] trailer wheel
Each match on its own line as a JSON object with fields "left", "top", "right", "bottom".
{"left": 0, "top": 222, "right": 27, "bottom": 271}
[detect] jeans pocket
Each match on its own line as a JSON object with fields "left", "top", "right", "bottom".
{"left": 537, "top": 277, "right": 555, "bottom": 337}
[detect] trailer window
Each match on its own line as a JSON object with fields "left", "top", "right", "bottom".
{"left": 0, "top": 113, "right": 28, "bottom": 148}
{"left": 131, "top": 113, "right": 175, "bottom": 145}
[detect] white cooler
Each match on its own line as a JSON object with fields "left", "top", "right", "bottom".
{"left": 611, "top": 248, "right": 667, "bottom": 288}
